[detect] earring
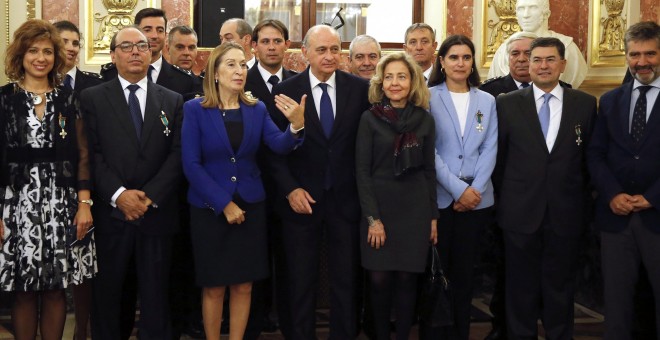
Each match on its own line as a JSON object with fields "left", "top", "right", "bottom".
{"left": 440, "top": 68, "right": 445, "bottom": 75}
{"left": 215, "top": 79, "right": 219, "bottom": 84}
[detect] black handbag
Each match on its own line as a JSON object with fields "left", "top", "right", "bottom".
{"left": 418, "top": 244, "right": 452, "bottom": 327}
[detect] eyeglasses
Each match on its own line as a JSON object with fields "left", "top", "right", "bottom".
{"left": 115, "top": 42, "right": 150, "bottom": 53}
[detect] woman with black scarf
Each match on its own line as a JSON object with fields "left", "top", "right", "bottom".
{"left": 355, "top": 52, "right": 438, "bottom": 340}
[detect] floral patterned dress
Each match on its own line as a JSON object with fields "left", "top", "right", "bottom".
{"left": 0, "top": 84, "right": 96, "bottom": 291}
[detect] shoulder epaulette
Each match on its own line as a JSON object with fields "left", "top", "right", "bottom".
{"left": 172, "top": 64, "right": 193, "bottom": 77}
{"left": 81, "top": 71, "right": 103, "bottom": 79}
{"left": 100, "top": 62, "right": 115, "bottom": 72}
{"left": 481, "top": 76, "right": 505, "bottom": 86}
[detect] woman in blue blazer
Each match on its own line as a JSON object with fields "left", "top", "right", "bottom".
{"left": 181, "top": 42, "right": 305, "bottom": 340}
{"left": 423, "top": 35, "right": 498, "bottom": 340}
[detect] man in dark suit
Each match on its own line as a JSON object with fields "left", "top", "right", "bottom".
{"left": 243, "top": 18, "right": 297, "bottom": 339}
{"left": 479, "top": 30, "right": 536, "bottom": 340}
{"left": 588, "top": 21, "right": 660, "bottom": 340}
{"left": 100, "top": 8, "right": 201, "bottom": 98}
{"left": 480, "top": 31, "right": 570, "bottom": 340}
{"left": 82, "top": 26, "right": 183, "bottom": 340}
{"left": 270, "top": 25, "right": 370, "bottom": 339}
{"left": 494, "top": 37, "right": 596, "bottom": 340}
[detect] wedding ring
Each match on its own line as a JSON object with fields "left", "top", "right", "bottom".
{"left": 285, "top": 105, "right": 290, "bottom": 110}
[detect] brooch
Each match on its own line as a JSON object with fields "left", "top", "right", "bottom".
{"left": 58, "top": 113, "right": 67, "bottom": 139}
{"left": 575, "top": 124, "right": 582, "bottom": 146}
{"left": 160, "top": 111, "right": 171, "bottom": 136}
{"left": 476, "top": 110, "right": 484, "bottom": 132}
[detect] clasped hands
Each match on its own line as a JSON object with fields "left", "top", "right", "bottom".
{"left": 454, "top": 186, "right": 481, "bottom": 212}
{"left": 609, "top": 193, "right": 651, "bottom": 216}
{"left": 274, "top": 94, "right": 306, "bottom": 132}
{"left": 116, "top": 190, "right": 153, "bottom": 221}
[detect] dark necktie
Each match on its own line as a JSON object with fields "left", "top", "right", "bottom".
{"left": 267, "top": 75, "right": 279, "bottom": 93}
{"left": 631, "top": 86, "right": 652, "bottom": 143}
{"left": 539, "top": 93, "right": 552, "bottom": 139}
{"left": 521, "top": 82, "right": 530, "bottom": 88}
{"left": 127, "top": 84, "right": 143, "bottom": 140}
{"left": 63, "top": 74, "right": 73, "bottom": 90}
{"left": 318, "top": 83, "right": 334, "bottom": 138}
{"left": 147, "top": 65, "right": 155, "bottom": 83}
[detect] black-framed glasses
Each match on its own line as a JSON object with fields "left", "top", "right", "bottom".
{"left": 116, "top": 42, "right": 150, "bottom": 53}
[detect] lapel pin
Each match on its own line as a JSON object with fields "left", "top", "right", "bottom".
{"left": 160, "top": 111, "right": 171, "bottom": 136}
{"left": 58, "top": 113, "right": 67, "bottom": 139}
{"left": 476, "top": 110, "right": 484, "bottom": 132}
{"left": 575, "top": 124, "right": 582, "bottom": 146}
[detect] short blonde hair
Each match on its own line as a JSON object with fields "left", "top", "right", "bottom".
{"left": 201, "top": 41, "right": 257, "bottom": 108}
{"left": 368, "top": 52, "right": 430, "bottom": 110}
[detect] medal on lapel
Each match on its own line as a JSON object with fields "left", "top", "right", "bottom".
{"left": 476, "top": 110, "right": 484, "bottom": 132}
{"left": 58, "top": 113, "right": 67, "bottom": 139}
{"left": 160, "top": 111, "right": 171, "bottom": 136}
{"left": 575, "top": 124, "right": 582, "bottom": 146}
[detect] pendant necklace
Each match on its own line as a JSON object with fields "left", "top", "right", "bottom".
{"left": 20, "top": 83, "right": 50, "bottom": 105}
{"left": 31, "top": 93, "right": 44, "bottom": 105}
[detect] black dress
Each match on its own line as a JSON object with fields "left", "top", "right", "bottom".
{"left": 189, "top": 108, "right": 268, "bottom": 287}
{"left": 355, "top": 105, "right": 437, "bottom": 273}
{"left": 0, "top": 83, "right": 96, "bottom": 291}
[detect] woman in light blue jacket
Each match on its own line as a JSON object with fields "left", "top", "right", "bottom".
{"left": 424, "top": 35, "right": 497, "bottom": 340}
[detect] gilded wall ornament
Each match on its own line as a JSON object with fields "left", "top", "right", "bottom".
{"left": 486, "top": 0, "right": 520, "bottom": 58}
{"left": 598, "top": 0, "right": 626, "bottom": 56}
{"left": 93, "top": 0, "right": 139, "bottom": 51}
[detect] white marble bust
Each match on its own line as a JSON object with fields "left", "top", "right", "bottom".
{"left": 488, "top": 0, "right": 587, "bottom": 88}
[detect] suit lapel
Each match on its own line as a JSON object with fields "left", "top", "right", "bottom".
{"left": 141, "top": 82, "right": 162, "bottom": 149}
{"left": 618, "top": 83, "right": 635, "bottom": 148}
{"left": 236, "top": 102, "right": 254, "bottom": 156}
{"left": 107, "top": 79, "right": 140, "bottom": 148}
{"left": 550, "top": 89, "right": 572, "bottom": 154}
{"left": 332, "top": 71, "right": 350, "bottom": 140}
{"left": 438, "top": 83, "right": 464, "bottom": 145}
{"left": 518, "top": 88, "right": 549, "bottom": 153}
{"left": 636, "top": 84, "right": 660, "bottom": 147}
{"left": 209, "top": 106, "right": 235, "bottom": 155}
{"left": 301, "top": 69, "right": 325, "bottom": 140}
{"left": 462, "top": 88, "right": 479, "bottom": 144}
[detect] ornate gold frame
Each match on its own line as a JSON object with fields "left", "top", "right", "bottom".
{"left": 590, "top": 0, "right": 627, "bottom": 67}
{"left": 481, "top": 0, "right": 520, "bottom": 69}
{"left": 84, "top": 0, "right": 157, "bottom": 65}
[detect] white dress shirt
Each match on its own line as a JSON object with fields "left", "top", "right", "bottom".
{"left": 532, "top": 83, "right": 564, "bottom": 151}
{"left": 111, "top": 75, "right": 149, "bottom": 205}
{"left": 247, "top": 56, "right": 257, "bottom": 70}
{"left": 309, "top": 71, "right": 337, "bottom": 118}
{"left": 66, "top": 68, "right": 77, "bottom": 89}
{"left": 258, "top": 63, "right": 283, "bottom": 93}
{"left": 628, "top": 77, "right": 660, "bottom": 132}
{"left": 150, "top": 55, "right": 163, "bottom": 82}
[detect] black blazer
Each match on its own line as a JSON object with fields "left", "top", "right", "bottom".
{"left": 270, "top": 69, "right": 370, "bottom": 223}
{"left": 479, "top": 75, "right": 519, "bottom": 97}
{"left": 494, "top": 86, "right": 596, "bottom": 237}
{"left": 245, "top": 62, "right": 297, "bottom": 114}
{"left": 81, "top": 79, "right": 184, "bottom": 235}
{"left": 588, "top": 82, "right": 660, "bottom": 233}
{"left": 73, "top": 68, "right": 104, "bottom": 94}
{"left": 480, "top": 74, "right": 573, "bottom": 98}
{"left": 100, "top": 57, "right": 202, "bottom": 97}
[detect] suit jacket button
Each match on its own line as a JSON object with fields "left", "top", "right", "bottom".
{"left": 458, "top": 155, "right": 463, "bottom": 159}
{"left": 231, "top": 176, "right": 237, "bottom": 182}
{"left": 230, "top": 157, "right": 236, "bottom": 163}
{"left": 634, "top": 155, "right": 640, "bottom": 160}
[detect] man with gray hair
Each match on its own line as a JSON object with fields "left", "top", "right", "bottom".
{"left": 588, "top": 21, "right": 660, "bottom": 340}
{"left": 488, "top": 0, "right": 587, "bottom": 88}
{"left": 348, "top": 34, "right": 381, "bottom": 79}
{"left": 219, "top": 18, "right": 256, "bottom": 69}
{"left": 403, "top": 23, "right": 438, "bottom": 83}
{"left": 270, "top": 24, "right": 370, "bottom": 339}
